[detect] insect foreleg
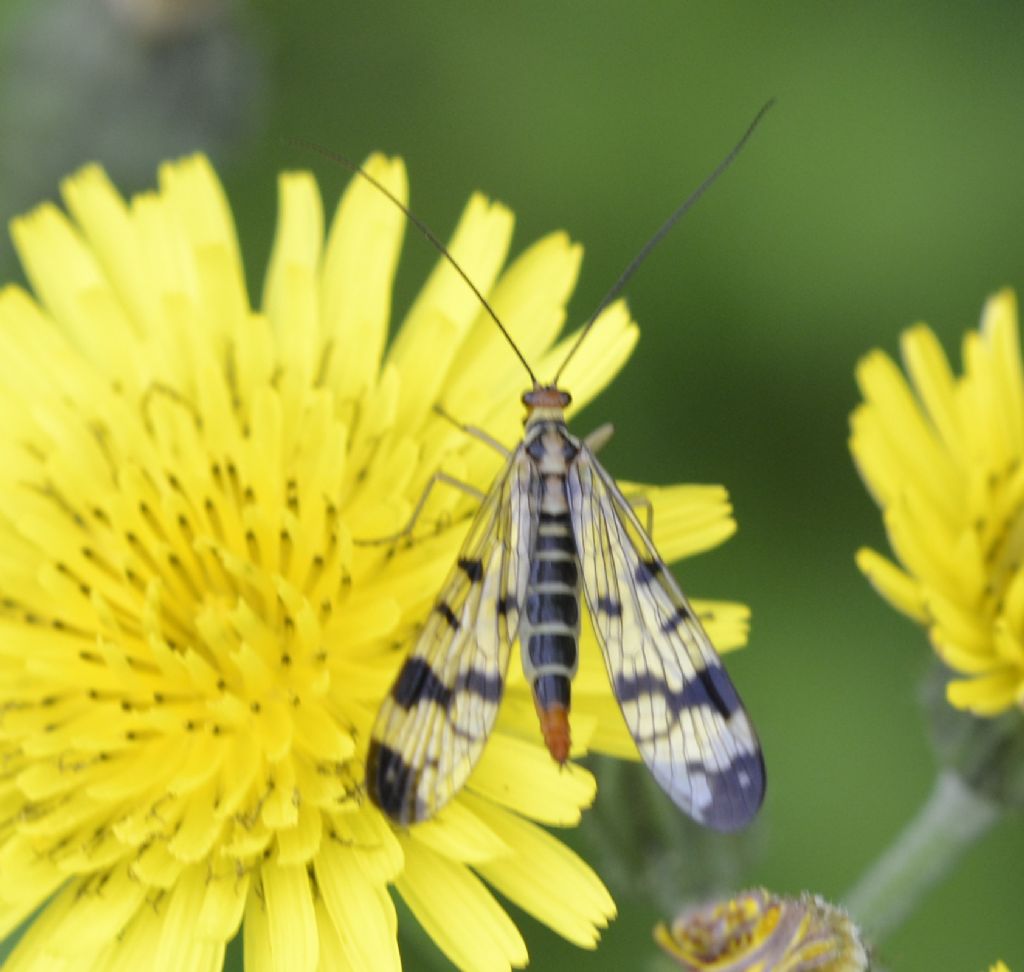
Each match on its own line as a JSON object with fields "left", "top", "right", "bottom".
{"left": 432, "top": 403, "right": 512, "bottom": 457}
{"left": 583, "top": 423, "right": 615, "bottom": 454}
{"left": 353, "top": 470, "right": 485, "bottom": 546}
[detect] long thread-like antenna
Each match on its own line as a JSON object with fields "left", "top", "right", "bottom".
{"left": 551, "top": 98, "right": 775, "bottom": 386}
{"left": 290, "top": 138, "right": 540, "bottom": 387}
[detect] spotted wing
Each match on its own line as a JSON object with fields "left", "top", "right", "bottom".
{"left": 367, "top": 446, "right": 537, "bottom": 825}
{"left": 568, "top": 448, "right": 764, "bottom": 831}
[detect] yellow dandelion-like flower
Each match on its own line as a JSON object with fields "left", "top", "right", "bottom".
{"left": 987, "top": 962, "right": 1011, "bottom": 972}
{"left": 852, "top": 289, "right": 1024, "bottom": 716}
{"left": 655, "top": 889, "right": 869, "bottom": 972}
{"left": 0, "top": 155, "right": 749, "bottom": 970}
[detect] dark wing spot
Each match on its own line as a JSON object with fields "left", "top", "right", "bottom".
{"left": 496, "top": 595, "right": 517, "bottom": 616}
{"left": 461, "top": 667, "right": 505, "bottom": 702}
{"left": 660, "top": 604, "right": 691, "bottom": 633}
{"left": 367, "top": 740, "right": 417, "bottom": 822}
{"left": 695, "top": 750, "right": 766, "bottom": 832}
{"left": 391, "top": 657, "right": 453, "bottom": 710}
{"left": 613, "top": 663, "right": 740, "bottom": 719}
{"left": 596, "top": 595, "right": 623, "bottom": 617}
{"left": 696, "top": 665, "right": 741, "bottom": 719}
{"left": 458, "top": 558, "right": 483, "bottom": 583}
{"left": 434, "top": 602, "right": 461, "bottom": 630}
{"left": 634, "top": 558, "right": 663, "bottom": 585}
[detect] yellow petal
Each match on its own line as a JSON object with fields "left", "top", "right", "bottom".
{"left": 197, "top": 867, "right": 250, "bottom": 941}
{"left": 321, "top": 153, "right": 406, "bottom": 399}
{"left": 261, "top": 861, "right": 319, "bottom": 972}
{"left": 244, "top": 882, "right": 273, "bottom": 972}
{"left": 468, "top": 733, "right": 596, "bottom": 825}
{"left": 389, "top": 192, "right": 515, "bottom": 432}
{"left": 275, "top": 802, "right": 323, "bottom": 865}
{"left": 539, "top": 299, "right": 638, "bottom": 416}
{"left": 153, "top": 866, "right": 228, "bottom": 972}
{"left": 982, "top": 289, "right": 1024, "bottom": 455}
{"left": 262, "top": 170, "right": 324, "bottom": 335}
{"left": 314, "top": 840, "right": 401, "bottom": 972}
{"left": 396, "top": 837, "right": 528, "bottom": 972}
{"left": 468, "top": 796, "right": 616, "bottom": 948}
{"left": 855, "top": 547, "right": 928, "bottom": 623}
{"left": 855, "top": 349, "right": 961, "bottom": 520}
{"left": 443, "top": 231, "right": 583, "bottom": 436}
{"left": 157, "top": 154, "right": 246, "bottom": 312}
{"left": 410, "top": 797, "right": 510, "bottom": 864}
{"left": 60, "top": 163, "right": 153, "bottom": 334}
{"left": 900, "top": 324, "right": 964, "bottom": 461}
{"left": 947, "top": 670, "right": 1022, "bottom": 715}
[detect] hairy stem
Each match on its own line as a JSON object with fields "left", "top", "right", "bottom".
{"left": 842, "top": 770, "right": 1001, "bottom": 942}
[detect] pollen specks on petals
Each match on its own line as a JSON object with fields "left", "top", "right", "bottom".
{"left": 2, "top": 150, "right": 684, "bottom": 970}
{"left": 2, "top": 863, "right": 146, "bottom": 963}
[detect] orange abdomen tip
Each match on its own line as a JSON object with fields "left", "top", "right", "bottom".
{"left": 535, "top": 702, "right": 572, "bottom": 764}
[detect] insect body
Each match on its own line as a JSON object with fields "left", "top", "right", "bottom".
{"left": 352, "top": 103, "right": 772, "bottom": 830}
{"left": 367, "top": 387, "right": 765, "bottom": 830}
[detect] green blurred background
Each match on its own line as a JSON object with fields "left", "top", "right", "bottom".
{"left": 2, "top": 2, "right": 1023, "bottom": 969}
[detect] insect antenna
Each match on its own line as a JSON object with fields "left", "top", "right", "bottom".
{"left": 551, "top": 98, "right": 775, "bottom": 387}
{"left": 290, "top": 137, "right": 540, "bottom": 387}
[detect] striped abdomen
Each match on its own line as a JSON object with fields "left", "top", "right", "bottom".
{"left": 521, "top": 424, "right": 581, "bottom": 763}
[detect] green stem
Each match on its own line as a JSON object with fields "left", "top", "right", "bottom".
{"left": 842, "top": 770, "right": 1001, "bottom": 942}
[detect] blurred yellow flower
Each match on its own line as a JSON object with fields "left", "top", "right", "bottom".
{"left": 655, "top": 888, "right": 868, "bottom": 971}
{"left": 0, "top": 154, "right": 748, "bottom": 970}
{"left": 852, "top": 289, "right": 1024, "bottom": 716}
{"left": 988, "top": 962, "right": 1011, "bottom": 972}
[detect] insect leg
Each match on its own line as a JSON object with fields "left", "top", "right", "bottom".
{"left": 433, "top": 403, "right": 512, "bottom": 457}
{"left": 353, "top": 470, "right": 484, "bottom": 546}
{"left": 583, "top": 423, "right": 615, "bottom": 454}
{"left": 623, "top": 493, "right": 654, "bottom": 535}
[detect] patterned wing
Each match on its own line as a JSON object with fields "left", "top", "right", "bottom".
{"left": 367, "top": 446, "right": 537, "bottom": 824}
{"left": 568, "top": 448, "right": 764, "bottom": 831}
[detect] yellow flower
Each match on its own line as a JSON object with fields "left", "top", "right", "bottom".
{"left": 655, "top": 889, "right": 869, "bottom": 972}
{"left": 987, "top": 962, "right": 1011, "bottom": 972}
{"left": 852, "top": 290, "right": 1024, "bottom": 716}
{"left": 0, "top": 155, "right": 748, "bottom": 970}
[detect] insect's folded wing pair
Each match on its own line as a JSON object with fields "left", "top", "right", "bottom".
{"left": 367, "top": 449, "right": 536, "bottom": 824}
{"left": 369, "top": 444, "right": 764, "bottom": 830}
{"left": 569, "top": 448, "right": 765, "bottom": 831}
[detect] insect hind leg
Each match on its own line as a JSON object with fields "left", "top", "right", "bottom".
{"left": 353, "top": 470, "right": 484, "bottom": 547}
{"left": 625, "top": 493, "right": 654, "bottom": 535}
